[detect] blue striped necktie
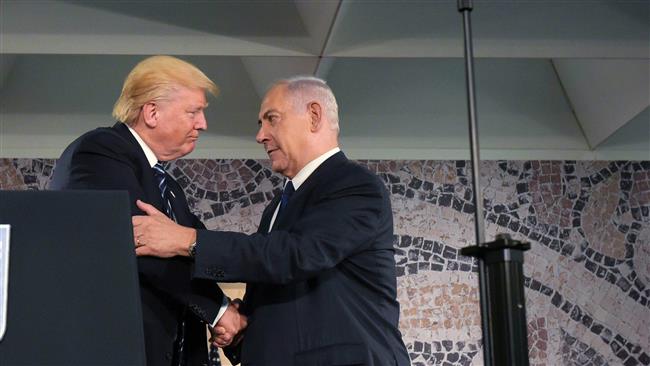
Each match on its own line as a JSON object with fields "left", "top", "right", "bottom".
{"left": 152, "top": 162, "right": 177, "bottom": 222}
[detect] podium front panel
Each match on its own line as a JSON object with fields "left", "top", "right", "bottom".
{"left": 0, "top": 190, "right": 145, "bottom": 366}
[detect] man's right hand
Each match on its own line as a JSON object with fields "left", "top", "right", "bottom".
{"left": 210, "top": 299, "right": 247, "bottom": 348}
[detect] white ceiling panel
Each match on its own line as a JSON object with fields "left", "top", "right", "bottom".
{"left": 554, "top": 59, "right": 650, "bottom": 148}
{"left": 327, "top": 58, "right": 587, "bottom": 158}
{"left": 596, "top": 107, "right": 650, "bottom": 160}
{"left": 241, "top": 57, "right": 319, "bottom": 98}
{"left": 0, "top": 55, "right": 263, "bottom": 157}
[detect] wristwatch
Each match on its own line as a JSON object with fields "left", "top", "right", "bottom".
{"left": 188, "top": 241, "right": 197, "bottom": 258}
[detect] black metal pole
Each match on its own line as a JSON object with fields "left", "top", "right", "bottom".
{"left": 457, "top": 0, "right": 485, "bottom": 243}
{"left": 457, "top": 2, "right": 531, "bottom": 365}
{"left": 462, "top": 235, "right": 531, "bottom": 366}
{"left": 456, "top": 1, "right": 492, "bottom": 364}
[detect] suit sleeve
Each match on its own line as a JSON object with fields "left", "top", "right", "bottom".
{"left": 62, "top": 143, "right": 225, "bottom": 324}
{"left": 193, "top": 174, "right": 391, "bottom": 285}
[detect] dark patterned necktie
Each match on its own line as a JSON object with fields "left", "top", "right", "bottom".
{"left": 277, "top": 180, "right": 295, "bottom": 217}
{"left": 208, "top": 345, "right": 222, "bottom": 366}
{"left": 152, "top": 162, "right": 177, "bottom": 222}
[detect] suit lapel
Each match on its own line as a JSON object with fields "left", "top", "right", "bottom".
{"left": 293, "top": 151, "right": 347, "bottom": 199}
{"left": 272, "top": 151, "right": 347, "bottom": 230}
{"left": 113, "top": 123, "right": 197, "bottom": 226}
{"left": 258, "top": 194, "right": 281, "bottom": 233}
{"left": 112, "top": 122, "right": 166, "bottom": 214}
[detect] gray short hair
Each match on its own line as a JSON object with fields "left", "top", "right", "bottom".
{"left": 273, "top": 76, "right": 340, "bottom": 133}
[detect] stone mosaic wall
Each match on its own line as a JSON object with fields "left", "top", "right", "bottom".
{"left": 1, "top": 158, "right": 649, "bottom": 366}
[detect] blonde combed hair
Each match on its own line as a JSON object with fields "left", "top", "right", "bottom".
{"left": 112, "top": 55, "right": 219, "bottom": 125}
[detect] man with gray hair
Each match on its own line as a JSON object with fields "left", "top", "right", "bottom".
{"left": 133, "top": 76, "right": 410, "bottom": 365}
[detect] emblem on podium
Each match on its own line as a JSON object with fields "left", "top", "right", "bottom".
{"left": 0, "top": 224, "right": 10, "bottom": 342}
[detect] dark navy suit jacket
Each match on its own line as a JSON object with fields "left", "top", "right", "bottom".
{"left": 194, "top": 152, "right": 410, "bottom": 366}
{"left": 49, "top": 122, "right": 225, "bottom": 366}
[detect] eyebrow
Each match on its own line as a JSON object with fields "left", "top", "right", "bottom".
{"left": 262, "top": 109, "right": 279, "bottom": 121}
{"left": 189, "top": 103, "right": 208, "bottom": 110}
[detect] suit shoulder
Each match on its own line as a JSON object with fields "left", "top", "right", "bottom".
{"left": 343, "top": 160, "right": 382, "bottom": 182}
{"left": 332, "top": 159, "right": 387, "bottom": 192}
{"left": 63, "top": 126, "right": 136, "bottom": 158}
{"left": 77, "top": 126, "right": 131, "bottom": 148}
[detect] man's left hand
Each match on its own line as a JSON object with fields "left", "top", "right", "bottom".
{"left": 133, "top": 200, "right": 196, "bottom": 257}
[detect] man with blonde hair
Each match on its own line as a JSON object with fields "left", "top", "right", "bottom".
{"left": 50, "top": 55, "right": 246, "bottom": 366}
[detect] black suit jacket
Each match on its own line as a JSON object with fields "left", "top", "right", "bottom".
{"left": 49, "top": 122, "right": 225, "bottom": 366}
{"left": 194, "top": 152, "right": 410, "bottom": 366}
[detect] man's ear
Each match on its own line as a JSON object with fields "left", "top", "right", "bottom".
{"left": 308, "top": 102, "right": 323, "bottom": 132}
{"left": 141, "top": 102, "right": 158, "bottom": 128}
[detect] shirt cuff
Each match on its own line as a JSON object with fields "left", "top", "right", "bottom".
{"left": 211, "top": 295, "right": 230, "bottom": 327}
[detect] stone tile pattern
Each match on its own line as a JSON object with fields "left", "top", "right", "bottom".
{"left": 560, "top": 328, "right": 610, "bottom": 366}
{"left": 0, "top": 158, "right": 55, "bottom": 190}
{"left": 407, "top": 340, "right": 480, "bottom": 366}
{"left": 2, "top": 158, "right": 648, "bottom": 365}
{"left": 527, "top": 317, "right": 549, "bottom": 365}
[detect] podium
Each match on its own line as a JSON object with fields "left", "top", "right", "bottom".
{"left": 0, "top": 190, "right": 145, "bottom": 365}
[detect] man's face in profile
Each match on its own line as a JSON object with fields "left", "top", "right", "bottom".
{"left": 153, "top": 86, "right": 208, "bottom": 160}
{"left": 256, "top": 85, "right": 309, "bottom": 179}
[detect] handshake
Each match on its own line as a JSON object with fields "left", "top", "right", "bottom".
{"left": 131, "top": 200, "right": 248, "bottom": 348}
{"left": 209, "top": 298, "right": 248, "bottom": 348}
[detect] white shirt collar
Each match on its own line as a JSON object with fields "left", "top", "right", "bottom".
{"left": 287, "top": 147, "right": 340, "bottom": 190}
{"left": 127, "top": 125, "right": 158, "bottom": 168}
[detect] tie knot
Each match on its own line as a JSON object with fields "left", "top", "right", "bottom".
{"left": 280, "top": 181, "right": 295, "bottom": 210}
{"left": 152, "top": 162, "right": 166, "bottom": 177}
{"left": 283, "top": 181, "right": 295, "bottom": 198}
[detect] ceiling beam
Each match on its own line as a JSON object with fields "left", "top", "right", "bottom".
{"left": 310, "top": 0, "right": 343, "bottom": 77}
{"left": 0, "top": 54, "right": 18, "bottom": 91}
{"left": 294, "top": 0, "right": 342, "bottom": 57}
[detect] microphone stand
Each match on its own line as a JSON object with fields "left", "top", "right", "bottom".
{"left": 456, "top": 1, "right": 531, "bottom": 365}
